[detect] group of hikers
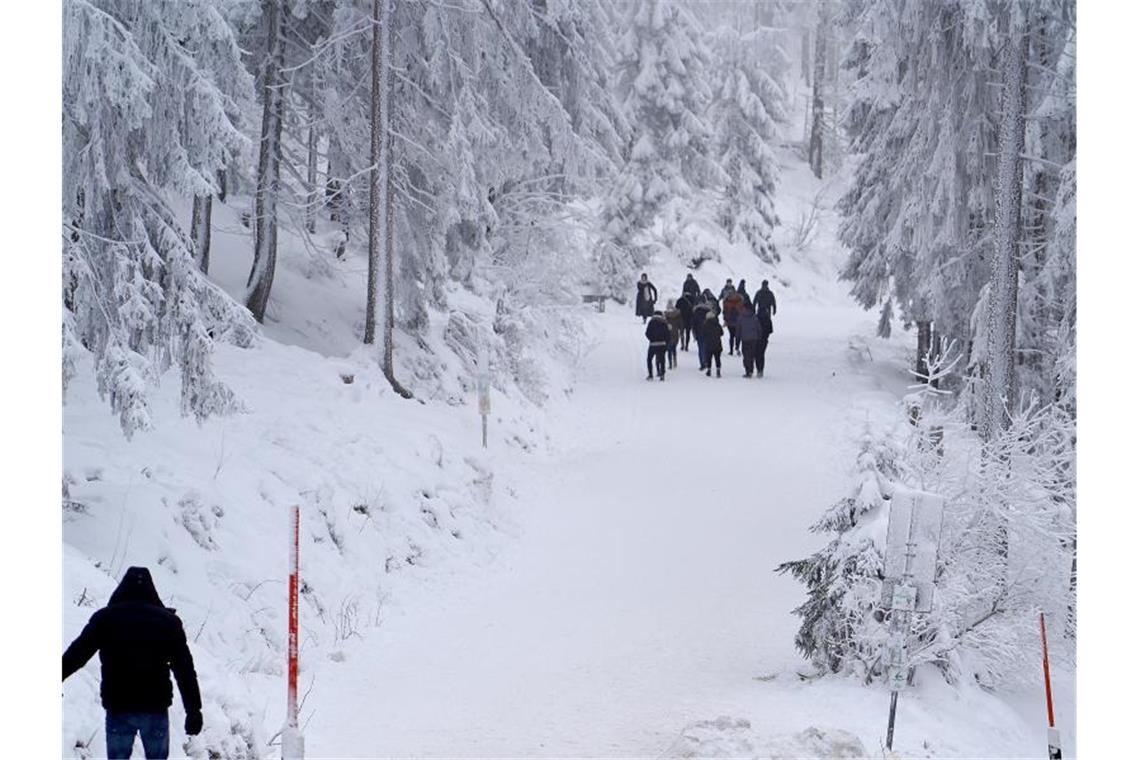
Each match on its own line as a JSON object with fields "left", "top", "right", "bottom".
{"left": 637, "top": 272, "right": 776, "bottom": 381}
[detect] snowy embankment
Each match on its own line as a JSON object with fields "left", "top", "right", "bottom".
{"left": 62, "top": 196, "right": 576, "bottom": 757}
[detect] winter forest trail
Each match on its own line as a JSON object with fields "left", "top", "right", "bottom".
{"left": 314, "top": 299, "right": 911, "bottom": 756}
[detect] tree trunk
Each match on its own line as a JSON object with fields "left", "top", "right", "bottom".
{"left": 808, "top": 7, "right": 827, "bottom": 179}
{"left": 801, "top": 27, "right": 811, "bottom": 84}
{"left": 916, "top": 320, "right": 932, "bottom": 382}
{"left": 984, "top": 7, "right": 1028, "bottom": 439}
{"left": 364, "top": 0, "right": 383, "bottom": 346}
{"left": 380, "top": 0, "right": 412, "bottom": 398}
{"left": 305, "top": 85, "right": 320, "bottom": 234}
{"left": 190, "top": 194, "right": 213, "bottom": 274}
{"left": 246, "top": 0, "right": 285, "bottom": 323}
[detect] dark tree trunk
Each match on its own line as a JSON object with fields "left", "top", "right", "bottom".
{"left": 306, "top": 87, "right": 320, "bottom": 234}
{"left": 190, "top": 194, "right": 213, "bottom": 274}
{"left": 984, "top": 7, "right": 1029, "bottom": 440}
{"left": 246, "top": 0, "right": 285, "bottom": 323}
{"left": 364, "top": 0, "right": 383, "bottom": 345}
{"left": 379, "top": 0, "right": 412, "bottom": 398}
{"left": 808, "top": 8, "right": 827, "bottom": 178}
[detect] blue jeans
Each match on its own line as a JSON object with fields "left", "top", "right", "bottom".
{"left": 106, "top": 711, "right": 169, "bottom": 759}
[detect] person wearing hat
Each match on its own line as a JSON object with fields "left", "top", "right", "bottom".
{"left": 63, "top": 567, "right": 203, "bottom": 759}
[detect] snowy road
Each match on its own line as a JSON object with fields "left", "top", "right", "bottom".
{"left": 314, "top": 300, "right": 905, "bottom": 756}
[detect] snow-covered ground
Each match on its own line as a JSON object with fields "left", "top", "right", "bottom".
{"left": 62, "top": 154, "right": 1073, "bottom": 758}
{"left": 308, "top": 293, "right": 1072, "bottom": 759}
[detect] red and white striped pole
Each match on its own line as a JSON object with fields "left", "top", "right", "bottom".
{"left": 282, "top": 504, "right": 305, "bottom": 759}
{"left": 1040, "top": 612, "right": 1061, "bottom": 760}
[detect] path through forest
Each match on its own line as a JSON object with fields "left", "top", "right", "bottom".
{"left": 312, "top": 298, "right": 908, "bottom": 756}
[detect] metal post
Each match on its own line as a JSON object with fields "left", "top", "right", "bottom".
{"left": 481, "top": 413, "right": 488, "bottom": 449}
{"left": 886, "top": 691, "right": 899, "bottom": 750}
{"left": 886, "top": 495, "right": 920, "bottom": 752}
{"left": 1041, "top": 612, "right": 1062, "bottom": 759}
{"left": 282, "top": 504, "right": 305, "bottom": 759}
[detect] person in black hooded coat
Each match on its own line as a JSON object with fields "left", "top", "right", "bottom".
{"left": 644, "top": 311, "right": 670, "bottom": 380}
{"left": 675, "top": 293, "right": 694, "bottom": 350}
{"left": 63, "top": 567, "right": 203, "bottom": 759}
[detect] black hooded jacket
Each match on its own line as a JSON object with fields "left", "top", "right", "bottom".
{"left": 645, "top": 314, "right": 670, "bottom": 345}
{"left": 63, "top": 567, "right": 202, "bottom": 714}
{"left": 754, "top": 286, "right": 776, "bottom": 317}
{"left": 676, "top": 293, "right": 694, "bottom": 325}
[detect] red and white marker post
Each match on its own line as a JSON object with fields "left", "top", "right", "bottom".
{"left": 1040, "top": 612, "right": 1062, "bottom": 760}
{"left": 282, "top": 504, "right": 305, "bottom": 759}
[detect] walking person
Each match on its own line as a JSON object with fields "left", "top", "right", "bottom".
{"left": 757, "top": 306, "right": 774, "bottom": 378}
{"left": 676, "top": 292, "right": 694, "bottom": 351}
{"left": 692, "top": 297, "right": 712, "bottom": 369}
{"left": 737, "top": 305, "right": 762, "bottom": 378}
{"left": 645, "top": 310, "right": 669, "bottom": 380}
{"left": 754, "top": 279, "right": 777, "bottom": 320}
{"left": 722, "top": 287, "right": 745, "bottom": 355}
{"left": 63, "top": 567, "right": 203, "bottom": 759}
{"left": 699, "top": 312, "right": 724, "bottom": 377}
{"left": 664, "top": 299, "right": 683, "bottom": 369}
{"left": 702, "top": 289, "right": 721, "bottom": 318}
{"left": 635, "top": 273, "right": 658, "bottom": 324}
{"left": 719, "top": 278, "right": 735, "bottom": 301}
{"left": 682, "top": 273, "right": 700, "bottom": 300}
{"left": 737, "top": 279, "right": 751, "bottom": 310}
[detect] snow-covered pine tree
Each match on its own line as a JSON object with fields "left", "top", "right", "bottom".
{"left": 777, "top": 424, "right": 902, "bottom": 679}
{"left": 706, "top": 23, "right": 785, "bottom": 263}
{"left": 838, "top": 0, "right": 997, "bottom": 376}
{"left": 63, "top": 0, "right": 255, "bottom": 437}
{"left": 601, "top": 0, "right": 715, "bottom": 260}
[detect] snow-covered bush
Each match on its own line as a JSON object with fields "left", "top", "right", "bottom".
{"left": 781, "top": 394, "right": 1075, "bottom": 687}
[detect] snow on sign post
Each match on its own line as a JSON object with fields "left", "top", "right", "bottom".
{"left": 282, "top": 504, "right": 305, "bottom": 759}
{"left": 881, "top": 488, "right": 945, "bottom": 752}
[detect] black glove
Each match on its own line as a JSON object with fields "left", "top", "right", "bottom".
{"left": 185, "top": 709, "right": 203, "bottom": 736}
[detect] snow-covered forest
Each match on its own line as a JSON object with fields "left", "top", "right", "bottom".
{"left": 56, "top": 0, "right": 1081, "bottom": 757}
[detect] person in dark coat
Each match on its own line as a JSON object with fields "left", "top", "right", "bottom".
{"left": 718, "top": 278, "right": 736, "bottom": 301}
{"left": 754, "top": 279, "right": 777, "bottom": 320}
{"left": 737, "top": 305, "right": 762, "bottom": 378}
{"left": 682, "top": 273, "right": 700, "bottom": 300}
{"left": 699, "top": 312, "right": 724, "bottom": 377}
{"left": 721, "top": 287, "right": 745, "bottom": 355}
{"left": 737, "top": 279, "right": 752, "bottom": 309}
{"left": 645, "top": 311, "right": 670, "bottom": 380}
{"left": 63, "top": 567, "right": 203, "bottom": 759}
{"left": 691, "top": 299, "right": 711, "bottom": 369}
{"left": 675, "top": 292, "right": 694, "bottom": 351}
{"left": 635, "top": 273, "right": 658, "bottom": 323}
{"left": 663, "top": 299, "right": 683, "bottom": 369}
{"left": 757, "top": 307, "right": 774, "bottom": 377}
